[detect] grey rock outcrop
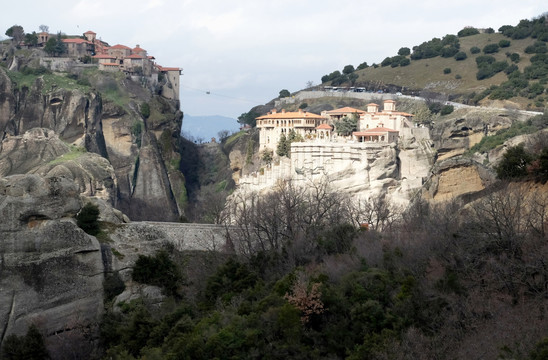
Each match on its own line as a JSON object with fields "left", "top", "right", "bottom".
{"left": 0, "top": 174, "right": 103, "bottom": 354}
{"left": 0, "top": 128, "right": 117, "bottom": 203}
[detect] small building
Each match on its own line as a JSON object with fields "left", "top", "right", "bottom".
{"left": 37, "top": 31, "right": 50, "bottom": 46}
{"left": 83, "top": 30, "right": 96, "bottom": 42}
{"left": 353, "top": 126, "right": 399, "bottom": 143}
{"left": 316, "top": 123, "right": 333, "bottom": 142}
{"left": 62, "top": 38, "right": 94, "bottom": 58}
{"left": 107, "top": 44, "right": 132, "bottom": 63}
{"left": 321, "top": 106, "right": 365, "bottom": 122}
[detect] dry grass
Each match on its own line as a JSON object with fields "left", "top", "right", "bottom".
{"left": 354, "top": 33, "right": 539, "bottom": 96}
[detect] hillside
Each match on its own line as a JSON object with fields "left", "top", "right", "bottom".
{"left": 320, "top": 14, "right": 548, "bottom": 111}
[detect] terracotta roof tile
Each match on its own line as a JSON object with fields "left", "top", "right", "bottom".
{"left": 316, "top": 123, "right": 333, "bottom": 130}
{"left": 256, "top": 110, "right": 324, "bottom": 120}
{"left": 325, "top": 106, "right": 365, "bottom": 114}
{"left": 110, "top": 44, "right": 131, "bottom": 50}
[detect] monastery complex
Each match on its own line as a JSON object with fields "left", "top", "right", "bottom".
{"left": 256, "top": 100, "right": 415, "bottom": 151}
{"left": 36, "top": 30, "right": 181, "bottom": 100}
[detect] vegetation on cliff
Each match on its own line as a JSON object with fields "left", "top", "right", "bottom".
{"left": 100, "top": 176, "right": 547, "bottom": 359}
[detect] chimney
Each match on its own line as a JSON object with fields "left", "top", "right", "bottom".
{"left": 271, "top": 109, "right": 277, "bottom": 114}
{"left": 281, "top": 109, "right": 286, "bottom": 113}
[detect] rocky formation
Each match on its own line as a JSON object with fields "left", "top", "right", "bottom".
{"left": 0, "top": 65, "right": 185, "bottom": 221}
{"left": 0, "top": 174, "right": 103, "bottom": 356}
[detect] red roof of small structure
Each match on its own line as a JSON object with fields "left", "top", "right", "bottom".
{"left": 126, "top": 54, "right": 144, "bottom": 59}
{"left": 84, "top": 30, "right": 96, "bottom": 35}
{"left": 316, "top": 124, "right": 333, "bottom": 130}
{"left": 325, "top": 106, "right": 365, "bottom": 114}
{"left": 109, "top": 44, "right": 131, "bottom": 50}
{"left": 133, "top": 45, "right": 146, "bottom": 53}
{"left": 157, "top": 66, "right": 181, "bottom": 72}
{"left": 62, "top": 38, "right": 90, "bottom": 44}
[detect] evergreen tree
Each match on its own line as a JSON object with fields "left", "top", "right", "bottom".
{"left": 277, "top": 133, "right": 289, "bottom": 157}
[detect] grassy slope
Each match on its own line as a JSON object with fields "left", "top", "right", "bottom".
{"left": 350, "top": 33, "right": 540, "bottom": 107}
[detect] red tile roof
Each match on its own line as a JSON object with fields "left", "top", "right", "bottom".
{"left": 256, "top": 109, "right": 324, "bottom": 120}
{"left": 316, "top": 123, "right": 333, "bottom": 130}
{"left": 84, "top": 30, "right": 96, "bottom": 35}
{"left": 157, "top": 66, "right": 181, "bottom": 72}
{"left": 325, "top": 106, "right": 365, "bottom": 114}
{"left": 126, "top": 54, "right": 144, "bottom": 59}
{"left": 109, "top": 44, "right": 131, "bottom": 50}
{"left": 133, "top": 45, "right": 146, "bottom": 53}
{"left": 92, "top": 54, "right": 115, "bottom": 59}
{"left": 62, "top": 38, "right": 90, "bottom": 44}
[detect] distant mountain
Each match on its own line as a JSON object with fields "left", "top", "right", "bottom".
{"left": 181, "top": 114, "right": 240, "bottom": 141}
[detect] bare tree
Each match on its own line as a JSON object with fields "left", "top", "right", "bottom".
{"left": 355, "top": 194, "right": 401, "bottom": 231}
{"left": 39, "top": 24, "right": 49, "bottom": 33}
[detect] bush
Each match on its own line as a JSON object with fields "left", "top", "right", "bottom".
{"left": 498, "top": 39, "right": 511, "bottom": 48}
{"left": 279, "top": 89, "right": 291, "bottom": 98}
{"left": 483, "top": 43, "right": 500, "bottom": 54}
{"left": 455, "top": 74, "right": 462, "bottom": 79}
{"left": 440, "top": 104, "right": 454, "bottom": 115}
{"left": 1, "top": 324, "right": 49, "bottom": 360}
{"left": 510, "top": 53, "right": 520, "bottom": 63}
{"left": 140, "top": 102, "right": 150, "bottom": 118}
{"left": 454, "top": 51, "right": 467, "bottom": 61}
{"left": 470, "top": 46, "right": 481, "bottom": 54}
{"left": 398, "top": 47, "right": 410, "bottom": 56}
{"left": 76, "top": 202, "right": 100, "bottom": 236}
{"left": 443, "top": 68, "right": 451, "bottom": 74}
{"left": 458, "top": 27, "right": 479, "bottom": 37}
{"left": 495, "top": 144, "right": 533, "bottom": 179}
{"left": 132, "top": 250, "right": 183, "bottom": 296}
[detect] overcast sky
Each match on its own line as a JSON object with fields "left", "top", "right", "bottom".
{"left": 2, "top": 1, "right": 546, "bottom": 119}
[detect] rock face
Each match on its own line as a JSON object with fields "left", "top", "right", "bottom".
{"left": 421, "top": 158, "right": 497, "bottom": 203}
{"left": 235, "top": 136, "right": 436, "bottom": 208}
{"left": 0, "top": 174, "right": 104, "bottom": 355}
{"left": 0, "top": 128, "right": 117, "bottom": 204}
{"left": 0, "top": 66, "right": 186, "bottom": 221}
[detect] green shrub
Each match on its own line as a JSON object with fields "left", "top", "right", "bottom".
{"left": 132, "top": 250, "right": 183, "bottom": 296}
{"left": 440, "top": 104, "right": 454, "bottom": 115}
{"left": 510, "top": 53, "right": 520, "bottom": 63}
{"left": 498, "top": 39, "right": 511, "bottom": 48}
{"left": 483, "top": 43, "right": 500, "bottom": 54}
{"left": 76, "top": 202, "right": 100, "bottom": 236}
{"left": 398, "top": 47, "right": 410, "bottom": 56}
{"left": 454, "top": 51, "right": 467, "bottom": 61}
{"left": 455, "top": 74, "right": 462, "bottom": 79}
{"left": 470, "top": 46, "right": 481, "bottom": 54}
{"left": 140, "top": 102, "right": 150, "bottom": 118}
{"left": 458, "top": 27, "right": 479, "bottom": 37}
{"left": 443, "top": 68, "right": 451, "bottom": 74}
{"left": 495, "top": 144, "right": 533, "bottom": 179}
{"left": 1, "top": 324, "right": 49, "bottom": 360}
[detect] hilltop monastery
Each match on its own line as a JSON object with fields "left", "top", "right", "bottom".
{"left": 36, "top": 30, "right": 181, "bottom": 100}
{"left": 256, "top": 99, "right": 414, "bottom": 151}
